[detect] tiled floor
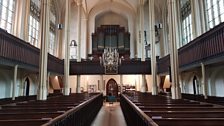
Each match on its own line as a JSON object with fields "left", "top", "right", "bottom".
{"left": 91, "top": 102, "right": 127, "bottom": 126}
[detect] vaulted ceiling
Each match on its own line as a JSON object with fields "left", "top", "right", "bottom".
{"left": 57, "top": 0, "right": 166, "bottom": 17}
{"left": 55, "top": 0, "right": 166, "bottom": 28}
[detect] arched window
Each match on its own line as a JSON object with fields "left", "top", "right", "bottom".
{"left": 49, "top": 0, "right": 56, "bottom": 55}
{"left": 70, "top": 40, "right": 77, "bottom": 59}
{"left": 0, "top": 0, "right": 16, "bottom": 33}
{"left": 28, "top": 0, "right": 40, "bottom": 47}
{"left": 205, "top": 0, "right": 224, "bottom": 29}
{"left": 181, "top": 0, "right": 192, "bottom": 46}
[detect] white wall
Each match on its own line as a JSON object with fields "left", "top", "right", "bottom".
{"left": 180, "top": 66, "right": 224, "bottom": 97}
{"left": 0, "top": 67, "right": 39, "bottom": 99}
{"left": 0, "top": 68, "right": 14, "bottom": 98}
{"left": 209, "top": 67, "right": 224, "bottom": 96}
{"left": 67, "top": 74, "right": 160, "bottom": 94}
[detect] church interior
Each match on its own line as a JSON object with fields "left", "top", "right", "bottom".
{"left": 0, "top": 0, "right": 224, "bottom": 125}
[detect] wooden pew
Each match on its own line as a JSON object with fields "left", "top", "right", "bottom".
{"left": 0, "top": 119, "right": 50, "bottom": 126}
{"left": 123, "top": 92, "right": 224, "bottom": 126}
{"left": 154, "top": 118, "right": 224, "bottom": 126}
{"left": 141, "top": 106, "right": 224, "bottom": 111}
{"left": 145, "top": 111, "right": 224, "bottom": 118}
{"left": 0, "top": 112, "right": 62, "bottom": 120}
{"left": 0, "top": 107, "right": 70, "bottom": 113}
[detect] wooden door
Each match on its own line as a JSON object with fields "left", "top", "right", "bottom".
{"left": 106, "top": 79, "right": 118, "bottom": 97}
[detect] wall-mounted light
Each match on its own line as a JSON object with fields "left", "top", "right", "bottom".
{"left": 57, "top": 24, "right": 63, "bottom": 30}
{"left": 70, "top": 40, "right": 77, "bottom": 47}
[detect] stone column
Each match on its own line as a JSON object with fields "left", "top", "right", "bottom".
{"left": 47, "top": 72, "right": 50, "bottom": 95}
{"left": 139, "top": 0, "right": 145, "bottom": 61}
{"left": 63, "top": 0, "right": 71, "bottom": 96}
{"left": 191, "top": 0, "right": 206, "bottom": 37}
{"left": 149, "top": 0, "right": 158, "bottom": 95}
{"left": 38, "top": 0, "right": 50, "bottom": 100}
{"left": 162, "top": 6, "right": 169, "bottom": 55}
{"left": 100, "top": 75, "right": 104, "bottom": 93}
{"left": 12, "top": 65, "right": 18, "bottom": 100}
{"left": 84, "top": 18, "right": 88, "bottom": 59}
{"left": 76, "top": 75, "right": 81, "bottom": 93}
{"left": 141, "top": 74, "right": 147, "bottom": 92}
{"left": 14, "top": 1, "right": 27, "bottom": 39}
{"left": 179, "top": 73, "right": 184, "bottom": 93}
{"left": 77, "top": 0, "right": 82, "bottom": 62}
{"left": 167, "top": 0, "right": 181, "bottom": 99}
{"left": 76, "top": 0, "right": 82, "bottom": 93}
{"left": 24, "top": 0, "right": 31, "bottom": 42}
{"left": 201, "top": 63, "right": 208, "bottom": 99}
{"left": 120, "top": 75, "right": 123, "bottom": 93}
{"left": 198, "top": 0, "right": 206, "bottom": 33}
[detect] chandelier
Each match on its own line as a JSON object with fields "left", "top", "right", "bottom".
{"left": 101, "top": 48, "right": 119, "bottom": 74}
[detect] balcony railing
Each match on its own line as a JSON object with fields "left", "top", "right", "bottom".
{"left": 0, "top": 28, "right": 63, "bottom": 74}
{"left": 158, "top": 22, "right": 224, "bottom": 74}
{"left": 70, "top": 59, "right": 152, "bottom": 75}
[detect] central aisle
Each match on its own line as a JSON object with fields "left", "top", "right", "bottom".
{"left": 91, "top": 102, "right": 127, "bottom": 126}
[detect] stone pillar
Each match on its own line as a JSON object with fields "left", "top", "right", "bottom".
{"left": 63, "top": 0, "right": 71, "bottom": 96}
{"left": 12, "top": 65, "right": 18, "bottom": 100}
{"left": 149, "top": 0, "right": 158, "bottom": 95}
{"left": 75, "top": 0, "right": 83, "bottom": 92}
{"left": 120, "top": 75, "right": 123, "bottom": 93}
{"left": 84, "top": 18, "right": 88, "bottom": 59}
{"left": 162, "top": 6, "right": 169, "bottom": 55}
{"left": 167, "top": 0, "right": 181, "bottom": 99}
{"left": 141, "top": 74, "right": 147, "bottom": 92}
{"left": 179, "top": 73, "right": 184, "bottom": 93}
{"left": 198, "top": 0, "right": 206, "bottom": 33}
{"left": 37, "top": 0, "right": 50, "bottom": 100}
{"left": 76, "top": 75, "right": 81, "bottom": 93}
{"left": 139, "top": 0, "right": 145, "bottom": 61}
{"left": 201, "top": 63, "right": 208, "bottom": 99}
{"left": 14, "top": 1, "right": 27, "bottom": 39}
{"left": 191, "top": 0, "right": 206, "bottom": 37}
{"left": 24, "top": 0, "right": 30, "bottom": 42}
{"left": 77, "top": 0, "right": 82, "bottom": 62}
{"left": 100, "top": 75, "right": 104, "bottom": 93}
{"left": 47, "top": 72, "right": 50, "bottom": 95}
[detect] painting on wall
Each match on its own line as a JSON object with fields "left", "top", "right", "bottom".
{"left": 88, "top": 85, "right": 96, "bottom": 93}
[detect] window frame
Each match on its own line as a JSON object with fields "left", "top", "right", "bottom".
{"left": 0, "top": 0, "right": 16, "bottom": 33}
{"left": 205, "top": 0, "right": 224, "bottom": 30}
{"left": 181, "top": 0, "right": 193, "bottom": 46}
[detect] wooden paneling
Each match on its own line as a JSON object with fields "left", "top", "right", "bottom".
{"left": 70, "top": 60, "right": 151, "bottom": 75}
{"left": 158, "top": 22, "right": 224, "bottom": 74}
{"left": 0, "top": 28, "right": 63, "bottom": 74}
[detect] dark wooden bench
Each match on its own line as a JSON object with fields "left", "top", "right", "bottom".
{"left": 0, "top": 112, "right": 62, "bottom": 120}
{"left": 137, "top": 104, "right": 213, "bottom": 107}
{"left": 0, "top": 119, "right": 50, "bottom": 126}
{"left": 145, "top": 111, "right": 224, "bottom": 118}
{"left": 141, "top": 106, "right": 224, "bottom": 111}
{"left": 123, "top": 92, "right": 224, "bottom": 126}
{"left": 0, "top": 93, "right": 102, "bottom": 126}
{"left": 182, "top": 93, "right": 224, "bottom": 106}
{"left": 154, "top": 118, "right": 224, "bottom": 126}
{"left": 0, "top": 107, "right": 71, "bottom": 113}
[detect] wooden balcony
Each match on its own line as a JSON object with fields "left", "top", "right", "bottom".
{"left": 70, "top": 59, "right": 151, "bottom": 75}
{"left": 158, "top": 22, "right": 224, "bottom": 74}
{"left": 0, "top": 28, "right": 63, "bottom": 74}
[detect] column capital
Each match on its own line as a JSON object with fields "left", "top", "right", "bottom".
{"left": 139, "top": 0, "right": 144, "bottom": 6}
{"left": 77, "top": 0, "right": 82, "bottom": 6}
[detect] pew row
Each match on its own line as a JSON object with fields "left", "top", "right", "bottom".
{"left": 121, "top": 92, "right": 224, "bottom": 126}
{"left": 0, "top": 93, "right": 103, "bottom": 126}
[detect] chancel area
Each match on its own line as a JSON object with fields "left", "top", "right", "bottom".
{"left": 0, "top": 0, "right": 224, "bottom": 126}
